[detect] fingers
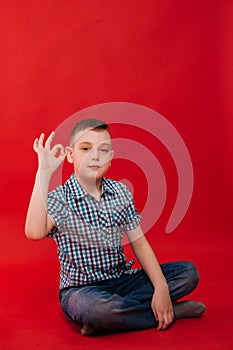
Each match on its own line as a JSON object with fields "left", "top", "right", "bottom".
{"left": 33, "top": 138, "right": 39, "bottom": 152}
{"left": 156, "top": 310, "right": 174, "bottom": 331}
{"left": 51, "top": 144, "right": 66, "bottom": 159}
{"left": 33, "top": 132, "right": 55, "bottom": 152}
{"left": 152, "top": 306, "right": 163, "bottom": 330}
{"left": 33, "top": 133, "right": 44, "bottom": 152}
{"left": 152, "top": 303, "right": 174, "bottom": 331}
{"left": 45, "top": 131, "right": 55, "bottom": 148}
{"left": 156, "top": 312, "right": 165, "bottom": 331}
{"left": 38, "top": 133, "right": 45, "bottom": 146}
{"left": 51, "top": 144, "right": 64, "bottom": 153}
{"left": 151, "top": 290, "right": 174, "bottom": 331}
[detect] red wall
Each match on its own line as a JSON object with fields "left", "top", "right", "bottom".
{"left": 0, "top": 1, "right": 232, "bottom": 265}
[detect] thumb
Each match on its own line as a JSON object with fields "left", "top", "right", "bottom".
{"left": 51, "top": 144, "right": 64, "bottom": 155}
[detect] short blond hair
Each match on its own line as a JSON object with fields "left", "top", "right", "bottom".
{"left": 70, "top": 118, "right": 111, "bottom": 145}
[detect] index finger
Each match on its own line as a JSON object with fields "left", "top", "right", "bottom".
{"left": 156, "top": 312, "right": 164, "bottom": 331}
{"left": 45, "top": 131, "right": 55, "bottom": 148}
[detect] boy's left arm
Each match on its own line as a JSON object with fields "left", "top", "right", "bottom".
{"left": 127, "top": 225, "right": 174, "bottom": 331}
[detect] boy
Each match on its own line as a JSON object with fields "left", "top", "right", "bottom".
{"left": 25, "top": 118, "right": 205, "bottom": 336}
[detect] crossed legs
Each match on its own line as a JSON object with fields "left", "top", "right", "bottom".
{"left": 60, "top": 261, "right": 205, "bottom": 335}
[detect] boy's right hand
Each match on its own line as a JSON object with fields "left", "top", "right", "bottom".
{"left": 33, "top": 132, "right": 66, "bottom": 175}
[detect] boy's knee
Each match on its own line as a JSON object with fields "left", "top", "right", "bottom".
{"left": 65, "top": 290, "right": 120, "bottom": 327}
{"left": 184, "top": 261, "right": 200, "bottom": 290}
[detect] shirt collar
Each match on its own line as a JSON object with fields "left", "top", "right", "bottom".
{"left": 66, "top": 173, "right": 116, "bottom": 199}
{"left": 101, "top": 178, "right": 116, "bottom": 195}
{"left": 66, "top": 173, "right": 86, "bottom": 199}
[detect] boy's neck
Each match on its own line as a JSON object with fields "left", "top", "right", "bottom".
{"left": 75, "top": 174, "right": 102, "bottom": 201}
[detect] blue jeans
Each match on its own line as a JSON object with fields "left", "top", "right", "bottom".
{"left": 59, "top": 261, "right": 199, "bottom": 332}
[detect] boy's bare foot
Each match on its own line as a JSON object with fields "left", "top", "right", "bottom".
{"left": 173, "top": 300, "right": 206, "bottom": 319}
{"left": 80, "top": 324, "right": 95, "bottom": 336}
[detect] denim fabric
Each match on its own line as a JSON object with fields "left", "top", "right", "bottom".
{"left": 59, "top": 261, "right": 199, "bottom": 332}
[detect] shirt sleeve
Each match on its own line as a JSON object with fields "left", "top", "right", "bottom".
{"left": 124, "top": 186, "right": 141, "bottom": 231}
{"left": 47, "top": 186, "right": 68, "bottom": 236}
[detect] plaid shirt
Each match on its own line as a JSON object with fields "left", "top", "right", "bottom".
{"left": 47, "top": 173, "right": 141, "bottom": 290}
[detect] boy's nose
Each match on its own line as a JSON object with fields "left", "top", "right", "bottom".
{"left": 90, "top": 148, "right": 99, "bottom": 160}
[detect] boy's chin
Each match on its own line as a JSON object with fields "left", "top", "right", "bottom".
{"left": 77, "top": 166, "right": 109, "bottom": 182}
{"left": 79, "top": 172, "right": 105, "bottom": 182}
{"left": 88, "top": 167, "right": 109, "bottom": 179}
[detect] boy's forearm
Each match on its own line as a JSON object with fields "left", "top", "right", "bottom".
{"left": 25, "top": 170, "right": 53, "bottom": 240}
{"left": 130, "top": 232, "right": 174, "bottom": 331}
{"left": 130, "top": 235, "right": 168, "bottom": 290}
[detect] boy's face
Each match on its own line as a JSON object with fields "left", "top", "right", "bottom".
{"left": 66, "top": 128, "right": 113, "bottom": 182}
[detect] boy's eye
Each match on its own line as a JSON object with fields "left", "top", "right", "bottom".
{"left": 100, "top": 148, "right": 109, "bottom": 153}
{"left": 80, "top": 147, "right": 91, "bottom": 152}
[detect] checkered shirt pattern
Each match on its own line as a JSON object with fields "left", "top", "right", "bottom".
{"left": 47, "top": 173, "right": 141, "bottom": 290}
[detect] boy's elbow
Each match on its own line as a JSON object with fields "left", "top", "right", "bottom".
{"left": 25, "top": 233, "right": 43, "bottom": 241}
{"left": 25, "top": 227, "right": 46, "bottom": 240}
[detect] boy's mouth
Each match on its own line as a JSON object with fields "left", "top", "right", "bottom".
{"left": 88, "top": 165, "right": 101, "bottom": 171}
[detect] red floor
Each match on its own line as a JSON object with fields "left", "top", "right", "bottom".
{"left": 1, "top": 1, "right": 232, "bottom": 349}
{"left": 0, "top": 215, "right": 232, "bottom": 350}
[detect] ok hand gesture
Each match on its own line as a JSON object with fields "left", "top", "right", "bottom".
{"left": 33, "top": 132, "right": 66, "bottom": 175}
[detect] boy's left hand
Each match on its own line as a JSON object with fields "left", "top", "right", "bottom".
{"left": 151, "top": 285, "right": 174, "bottom": 331}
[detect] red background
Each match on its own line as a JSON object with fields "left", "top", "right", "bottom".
{"left": 0, "top": 1, "right": 232, "bottom": 349}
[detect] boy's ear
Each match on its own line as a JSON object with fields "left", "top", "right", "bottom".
{"left": 65, "top": 146, "right": 73, "bottom": 164}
